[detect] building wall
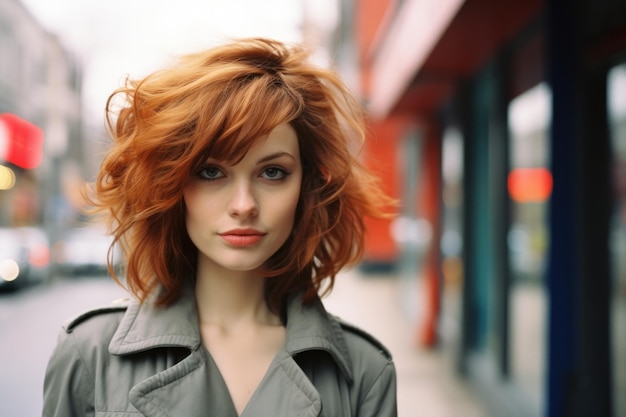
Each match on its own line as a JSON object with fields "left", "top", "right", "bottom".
{"left": 0, "top": 0, "right": 83, "bottom": 235}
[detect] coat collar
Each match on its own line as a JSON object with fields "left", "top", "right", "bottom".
{"left": 108, "top": 283, "right": 354, "bottom": 382}
{"left": 283, "top": 294, "right": 354, "bottom": 383}
{"left": 108, "top": 283, "right": 202, "bottom": 354}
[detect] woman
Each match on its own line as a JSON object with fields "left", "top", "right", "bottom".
{"left": 43, "top": 38, "right": 397, "bottom": 417}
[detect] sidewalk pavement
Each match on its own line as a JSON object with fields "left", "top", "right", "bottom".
{"left": 324, "top": 269, "right": 488, "bottom": 417}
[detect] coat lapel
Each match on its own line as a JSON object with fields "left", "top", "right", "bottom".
{"left": 128, "top": 348, "right": 215, "bottom": 417}
{"left": 109, "top": 285, "right": 215, "bottom": 417}
{"left": 108, "top": 285, "right": 201, "bottom": 355}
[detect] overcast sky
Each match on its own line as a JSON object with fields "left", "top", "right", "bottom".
{"left": 21, "top": 0, "right": 321, "bottom": 122}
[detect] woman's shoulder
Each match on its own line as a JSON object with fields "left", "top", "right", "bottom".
{"left": 44, "top": 299, "right": 133, "bottom": 405}
{"left": 330, "top": 316, "right": 396, "bottom": 408}
{"left": 330, "top": 315, "right": 395, "bottom": 388}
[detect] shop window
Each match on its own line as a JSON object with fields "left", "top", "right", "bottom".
{"left": 507, "top": 82, "right": 550, "bottom": 412}
{"left": 608, "top": 63, "right": 626, "bottom": 417}
{"left": 439, "top": 127, "right": 464, "bottom": 352}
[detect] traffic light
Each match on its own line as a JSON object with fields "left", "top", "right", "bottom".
{"left": 0, "top": 113, "right": 44, "bottom": 169}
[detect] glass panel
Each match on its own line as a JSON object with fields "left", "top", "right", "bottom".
{"left": 608, "top": 63, "right": 626, "bottom": 417}
{"left": 392, "top": 129, "right": 423, "bottom": 321}
{"left": 439, "top": 127, "right": 464, "bottom": 352}
{"left": 507, "top": 83, "right": 550, "bottom": 412}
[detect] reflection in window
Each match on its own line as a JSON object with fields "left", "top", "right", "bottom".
{"left": 507, "top": 83, "right": 551, "bottom": 412}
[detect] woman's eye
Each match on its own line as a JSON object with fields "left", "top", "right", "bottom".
{"left": 198, "top": 166, "right": 224, "bottom": 180}
{"left": 261, "top": 167, "right": 288, "bottom": 180}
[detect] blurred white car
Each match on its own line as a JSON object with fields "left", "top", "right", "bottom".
{"left": 0, "top": 227, "right": 51, "bottom": 290}
{"left": 55, "top": 226, "right": 121, "bottom": 276}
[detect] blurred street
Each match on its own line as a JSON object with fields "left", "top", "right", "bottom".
{"left": 0, "top": 270, "right": 486, "bottom": 417}
{"left": 0, "top": 275, "right": 127, "bottom": 417}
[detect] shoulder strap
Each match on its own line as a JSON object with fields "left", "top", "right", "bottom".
{"left": 62, "top": 298, "right": 131, "bottom": 333}
{"left": 334, "top": 316, "right": 392, "bottom": 360}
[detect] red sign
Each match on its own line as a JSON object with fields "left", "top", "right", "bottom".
{"left": 0, "top": 113, "right": 44, "bottom": 169}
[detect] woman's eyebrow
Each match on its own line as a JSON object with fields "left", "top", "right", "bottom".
{"left": 256, "top": 151, "right": 295, "bottom": 164}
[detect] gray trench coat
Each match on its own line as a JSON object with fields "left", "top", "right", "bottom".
{"left": 42, "top": 286, "right": 397, "bottom": 417}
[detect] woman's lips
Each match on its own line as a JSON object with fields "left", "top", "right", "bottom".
{"left": 219, "top": 229, "right": 266, "bottom": 247}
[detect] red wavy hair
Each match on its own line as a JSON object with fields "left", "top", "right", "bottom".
{"left": 89, "top": 38, "right": 393, "bottom": 310}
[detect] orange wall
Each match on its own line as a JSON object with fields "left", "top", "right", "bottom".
{"left": 355, "top": 0, "right": 405, "bottom": 264}
{"left": 362, "top": 116, "right": 411, "bottom": 263}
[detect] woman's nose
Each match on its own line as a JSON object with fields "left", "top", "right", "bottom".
{"left": 228, "top": 181, "right": 258, "bottom": 218}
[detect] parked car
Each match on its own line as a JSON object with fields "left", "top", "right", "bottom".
{"left": 0, "top": 227, "right": 51, "bottom": 290}
{"left": 54, "top": 226, "right": 121, "bottom": 277}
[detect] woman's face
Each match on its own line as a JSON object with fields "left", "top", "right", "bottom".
{"left": 183, "top": 123, "right": 302, "bottom": 274}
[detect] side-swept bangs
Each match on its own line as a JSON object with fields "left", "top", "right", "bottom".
{"left": 192, "top": 71, "right": 304, "bottom": 168}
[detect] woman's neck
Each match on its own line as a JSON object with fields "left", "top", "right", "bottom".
{"left": 194, "top": 257, "right": 280, "bottom": 329}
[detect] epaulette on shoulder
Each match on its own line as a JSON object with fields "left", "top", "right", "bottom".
{"left": 62, "top": 298, "right": 131, "bottom": 333}
{"left": 335, "top": 317, "right": 392, "bottom": 360}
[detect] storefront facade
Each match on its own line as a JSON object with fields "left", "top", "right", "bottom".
{"left": 351, "top": 0, "right": 626, "bottom": 415}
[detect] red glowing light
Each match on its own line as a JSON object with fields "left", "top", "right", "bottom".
{"left": 0, "top": 113, "right": 44, "bottom": 169}
{"left": 508, "top": 168, "right": 553, "bottom": 203}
